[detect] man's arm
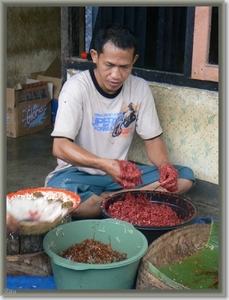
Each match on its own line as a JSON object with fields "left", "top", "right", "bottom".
{"left": 144, "top": 136, "right": 178, "bottom": 192}
{"left": 53, "top": 137, "right": 107, "bottom": 170}
{"left": 144, "top": 136, "right": 171, "bottom": 167}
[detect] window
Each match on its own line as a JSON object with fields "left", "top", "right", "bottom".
{"left": 61, "top": 6, "right": 219, "bottom": 91}
{"left": 85, "top": 7, "right": 191, "bottom": 74}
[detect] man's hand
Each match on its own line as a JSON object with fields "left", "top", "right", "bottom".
{"left": 116, "top": 160, "right": 142, "bottom": 188}
{"left": 158, "top": 164, "right": 178, "bottom": 192}
{"left": 105, "top": 159, "right": 142, "bottom": 188}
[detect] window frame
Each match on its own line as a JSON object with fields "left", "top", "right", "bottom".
{"left": 191, "top": 6, "right": 218, "bottom": 82}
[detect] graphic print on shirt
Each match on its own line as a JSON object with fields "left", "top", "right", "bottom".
{"left": 92, "top": 102, "right": 138, "bottom": 137}
{"left": 112, "top": 103, "right": 137, "bottom": 137}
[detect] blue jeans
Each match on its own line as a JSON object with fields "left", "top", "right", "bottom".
{"left": 46, "top": 164, "right": 195, "bottom": 202}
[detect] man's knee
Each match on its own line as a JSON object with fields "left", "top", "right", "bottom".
{"left": 71, "top": 194, "right": 104, "bottom": 219}
{"left": 177, "top": 178, "right": 194, "bottom": 194}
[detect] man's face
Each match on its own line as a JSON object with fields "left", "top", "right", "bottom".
{"left": 90, "top": 42, "right": 139, "bottom": 94}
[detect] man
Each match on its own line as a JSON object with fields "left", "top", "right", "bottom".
{"left": 45, "top": 24, "right": 195, "bottom": 219}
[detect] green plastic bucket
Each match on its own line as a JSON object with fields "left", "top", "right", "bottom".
{"left": 43, "top": 218, "right": 148, "bottom": 290}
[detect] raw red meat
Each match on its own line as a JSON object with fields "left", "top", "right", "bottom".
{"left": 106, "top": 193, "right": 185, "bottom": 227}
{"left": 116, "top": 160, "right": 142, "bottom": 188}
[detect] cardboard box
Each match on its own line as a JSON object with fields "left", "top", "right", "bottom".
{"left": 31, "top": 57, "right": 62, "bottom": 100}
{"left": 6, "top": 82, "right": 51, "bottom": 138}
{"left": 26, "top": 78, "right": 53, "bottom": 102}
{"left": 28, "top": 57, "right": 62, "bottom": 126}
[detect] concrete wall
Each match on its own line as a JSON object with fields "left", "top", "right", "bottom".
{"left": 7, "top": 7, "right": 61, "bottom": 87}
{"left": 127, "top": 82, "right": 218, "bottom": 184}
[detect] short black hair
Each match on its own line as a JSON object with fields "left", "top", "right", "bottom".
{"left": 91, "top": 23, "right": 138, "bottom": 57}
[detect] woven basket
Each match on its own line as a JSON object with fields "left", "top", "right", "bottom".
{"left": 136, "top": 223, "right": 211, "bottom": 290}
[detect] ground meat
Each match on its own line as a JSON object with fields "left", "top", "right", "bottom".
{"left": 59, "top": 239, "right": 127, "bottom": 264}
{"left": 106, "top": 193, "right": 185, "bottom": 227}
{"left": 116, "top": 160, "right": 142, "bottom": 188}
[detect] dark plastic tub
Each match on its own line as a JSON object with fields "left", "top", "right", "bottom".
{"left": 100, "top": 191, "right": 199, "bottom": 245}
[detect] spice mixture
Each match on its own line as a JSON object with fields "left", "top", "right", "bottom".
{"left": 59, "top": 239, "right": 127, "bottom": 264}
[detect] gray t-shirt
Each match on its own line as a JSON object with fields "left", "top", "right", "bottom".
{"left": 45, "top": 69, "right": 162, "bottom": 183}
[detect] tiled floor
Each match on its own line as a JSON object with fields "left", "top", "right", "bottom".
{"left": 7, "top": 128, "right": 219, "bottom": 219}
